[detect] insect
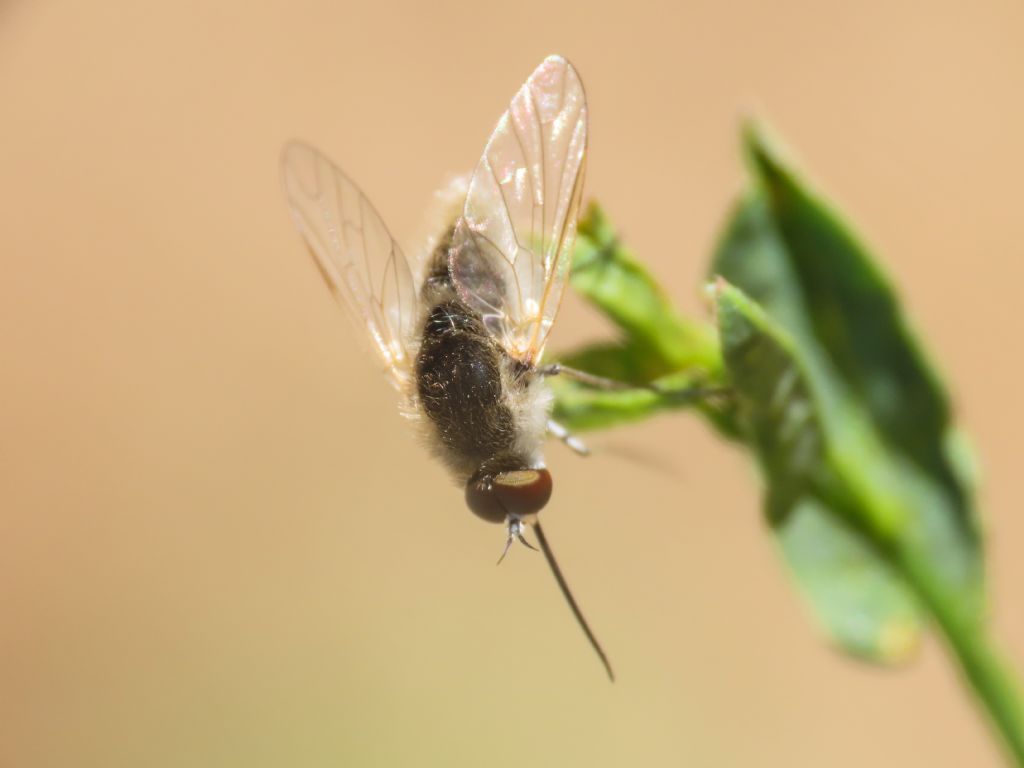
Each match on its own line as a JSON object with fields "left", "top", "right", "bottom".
{"left": 281, "top": 55, "right": 615, "bottom": 679}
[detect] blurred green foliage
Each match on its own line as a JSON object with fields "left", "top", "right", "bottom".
{"left": 554, "top": 122, "right": 1024, "bottom": 766}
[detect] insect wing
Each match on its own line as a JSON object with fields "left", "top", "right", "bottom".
{"left": 281, "top": 141, "right": 419, "bottom": 389}
{"left": 450, "top": 55, "right": 588, "bottom": 364}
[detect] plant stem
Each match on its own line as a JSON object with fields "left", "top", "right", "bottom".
{"left": 941, "top": 622, "right": 1024, "bottom": 765}
{"left": 908, "top": 560, "right": 1024, "bottom": 766}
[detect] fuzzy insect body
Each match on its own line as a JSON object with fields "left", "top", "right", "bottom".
{"left": 281, "top": 55, "right": 612, "bottom": 679}
{"left": 415, "top": 233, "right": 552, "bottom": 483}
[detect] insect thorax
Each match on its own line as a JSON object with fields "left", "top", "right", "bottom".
{"left": 414, "top": 228, "right": 550, "bottom": 482}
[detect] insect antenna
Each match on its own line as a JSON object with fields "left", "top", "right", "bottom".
{"left": 532, "top": 521, "right": 615, "bottom": 682}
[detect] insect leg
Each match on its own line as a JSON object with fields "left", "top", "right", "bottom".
{"left": 547, "top": 419, "right": 590, "bottom": 457}
{"left": 541, "top": 363, "right": 733, "bottom": 404}
{"left": 537, "top": 363, "right": 632, "bottom": 390}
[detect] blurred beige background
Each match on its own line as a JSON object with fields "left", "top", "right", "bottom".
{"left": 2, "top": 1, "right": 1023, "bottom": 766}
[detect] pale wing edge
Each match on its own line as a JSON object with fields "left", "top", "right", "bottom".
{"left": 280, "top": 140, "right": 419, "bottom": 388}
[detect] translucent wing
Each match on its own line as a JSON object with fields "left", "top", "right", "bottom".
{"left": 450, "top": 55, "right": 588, "bottom": 364}
{"left": 281, "top": 141, "right": 418, "bottom": 390}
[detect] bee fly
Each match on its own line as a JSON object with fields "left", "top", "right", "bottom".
{"left": 281, "top": 55, "right": 616, "bottom": 679}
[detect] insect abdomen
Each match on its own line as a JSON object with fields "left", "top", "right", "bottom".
{"left": 415, "top": 300, "right": 515, "bottom": 477}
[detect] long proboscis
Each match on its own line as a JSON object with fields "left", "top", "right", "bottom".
{"left": 532, "top": 521, "right": 614, "bottom": 682}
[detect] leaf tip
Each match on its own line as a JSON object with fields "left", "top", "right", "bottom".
{"left": 706, "top": 275, "right": 730, "bottom": 297}
{"left": 739, "top": 115, "right": 763, "bottom": 151}
{"left": 703, "top": 278, "right": 725, "bottom": 314}
{"left": 739, "top": 118, "right": 796, "bottom": 194}
{"left": 877, "top": 618, "right": 922, "bottom": 664}
{"left": 578, "top": 200, "right": 610, "bottom": 243}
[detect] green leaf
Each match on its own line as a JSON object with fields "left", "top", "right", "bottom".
{"left": 710, "top": 122, "right": 984, "bottom": 661}
{"left": 557, "top": 127, "right": 1023, "bottom": 762}
{"left": 550, "top": 204, "right": 736, "bottom": 436}
{"left": 779, "top": 498, "right": 922, "bottom": 663}
{"left": 570, "top": 204, "right": 721, "bottom": 379}
{"left": 556, "top": 341, "right": 661, "bottom": 387}
{"left": 716, "top": 283, "right": 924, "bottom": 661}
{"left": 550, "top": 370, "right": 739, "bottom": 437}
{"left": 714, "top": 284, "right": 826, "bottom": 524}
{"left": 743, "top": 125, "right": 978, "bottom": 550}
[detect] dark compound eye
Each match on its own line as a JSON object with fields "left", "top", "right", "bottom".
{"left": 465, "top": 468, "right": 553, "bottom": 524}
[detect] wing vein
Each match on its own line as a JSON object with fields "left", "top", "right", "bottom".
{"left": 445, "top": 56, "right": 587, "bottom": 363}
{"left": 280, "top": 141, "right": 419, "bottom": 390}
